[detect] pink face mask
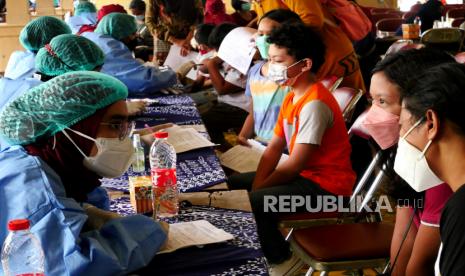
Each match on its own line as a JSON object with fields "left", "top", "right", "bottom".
{"left": 362, "top": 104, "right": 400, "bottom": 149}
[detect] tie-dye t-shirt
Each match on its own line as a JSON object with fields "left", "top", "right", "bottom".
{"left": 245, "top": 61, "right": 290, "bottom": 143}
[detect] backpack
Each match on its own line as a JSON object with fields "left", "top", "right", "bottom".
{"left": 321, "top": 0, "right": 372, "bottom": 42}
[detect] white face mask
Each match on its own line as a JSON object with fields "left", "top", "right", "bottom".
{"left": 267, "top": 59, "right": 305, "bottom": 86}
{"left": 393, "top": 118, "right": 443, "bottom": 192}
{"left": 62, "top": 129, "right": 134, "bottom": 178}
{"left": 135, "top": 15, "right": 145, "bottom": 22}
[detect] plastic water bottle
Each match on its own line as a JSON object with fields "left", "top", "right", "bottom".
{"left": 149, "top": 132, "right": 178, "bottom": 219}
{"left": 1, "top": 219, "right": 45, "bottom": 276}
{"left": 132, "top": 133, "right": 146, "bottom": 173}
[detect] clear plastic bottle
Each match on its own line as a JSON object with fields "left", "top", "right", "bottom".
{"left": 1, "top": 219, "right": 45, "bottom": 276}
{"left": 132, "top": 133, "right": 146, "bottom": 173}
{"left": 149, "top": 132, "right": 178, "bottom": 219}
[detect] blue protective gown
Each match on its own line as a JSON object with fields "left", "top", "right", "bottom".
{"left": 82, "top": 32, "right": 177, "bottom": 95}
{"left": 0, "top": 77, "right": 42, "bottom": 111}
{"left": 65, "top": 12, "right": 97, "bottom": 34}
{"left": 0, "top": 146, "right": 166, "bottom": 276}
{"left": 3, "top": 51, "right": 36, "bottom": 81}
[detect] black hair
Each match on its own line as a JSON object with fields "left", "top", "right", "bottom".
{"left": 260, "top": 8, "right": 302, "bottom": 24}
{"left": 404, "top": 62, "right": 465, "bottom": 135}
{"left": 157, "top": 0, "right": 203, "bottom": 25}
{"left": 372, "top": 47, "right": 454, "bottom": 99}
{"left": 208, "top": 23, "right": 238, "bottom": 50}
{"left": 129, "top": 0, "right": 146, "bottom": 11}
{"left": 231, "top": 0, "right": 245, "bottom": 11}
{"left": 267, "top": 22, "right": 325, "bottom": 74}
{"left": 195, "top": 23, "right": 215, "bottom": 45}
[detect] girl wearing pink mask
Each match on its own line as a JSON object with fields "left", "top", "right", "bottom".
{"left": 362, "top": 48, "right": 454, "bottom": 276}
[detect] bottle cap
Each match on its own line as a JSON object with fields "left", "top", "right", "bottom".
{"left": 8, "top": 219, "right": 30, "bottom": 231}
{"left": 154, "top": 132, "right": 168, "bottom": 139}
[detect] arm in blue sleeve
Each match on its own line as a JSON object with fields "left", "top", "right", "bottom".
{"left": 14, "top": 153, "right": 168, "bottom": 276}
{"left": 101, "top": 45, "right": 177, "bottom": 95}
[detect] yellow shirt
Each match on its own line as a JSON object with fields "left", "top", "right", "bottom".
{"left": 257, "top": 0, "right": 366, "bottom": 92}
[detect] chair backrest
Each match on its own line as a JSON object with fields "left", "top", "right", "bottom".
{"left": 321, "top": 75, "right": 343, "bottom": 93}
{"left": 452, "top": 17, "right": 465, "bottom": 28}
{"left": 385, "top": 40, "right": 425, "bottom": 56}
{"left": 371, "top": 13, "right": 401, "bottom": 25}
{"left": 402, "top": 11, "right": 415, "bottom": 20}
{"left": 376, "top": 18, "right": 403, "bottom": 33}
{"left": 421, "top": 27, "right": 465, "bottom": 53}
{"left": 456, "top": 51, "right": 465, "bottom": 63}
{"left": 332, "top": 87, "right": 364, "bottom": 122}
{"left": 447, "top": 8, "right": 465, "bottom": 19}
{"left": 371, "top": 7, "right": 395, "bottom": 14}
{"left": 386, "top": 10, "right": 404, "bottom": 17}
{"left": 444, "top": 4, "right": 465, "bottom": 15}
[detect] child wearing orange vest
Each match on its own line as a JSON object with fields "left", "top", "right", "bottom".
{"left": 228, "top": 22, "right": 356, "bottom": 275}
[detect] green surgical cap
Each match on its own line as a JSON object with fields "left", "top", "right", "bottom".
{"left": 75, "top": 2, "right": 97, "bottom": 15}
{"left": 20, "top": 16, "right": 72, "bottom": 52}
{"left": 95, "top": 13, "right": 137, "bottom": 40}
{"left": 35, "top": 34, "right": 104, "bottom": 77}
{"left": 0, "top": 71, "right": 128, "bottom": 145}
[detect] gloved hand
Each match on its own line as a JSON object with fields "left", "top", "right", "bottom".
{"left": 126, "top": 100, "right": 148, "bottom": 116}
{"left": 83, "top": 203, "right": 121, "bottom": 230}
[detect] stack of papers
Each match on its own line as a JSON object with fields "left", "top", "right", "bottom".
{"left": 219, "top": 139, "right": 289, "bottom": 173}
{"left": 142, "top": 125, "right": 216, "bottom": 153}
{"left": 158, "top": 220, "right": 234, "bottom": 254}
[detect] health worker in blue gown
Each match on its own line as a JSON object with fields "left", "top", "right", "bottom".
{"left": 0, "top": 71, "right": 167, "bottom": 275}
{"left": 82, "top": 13, "right": 177, "bottom": 95}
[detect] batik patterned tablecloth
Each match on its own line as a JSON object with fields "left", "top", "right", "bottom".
{"left": 101, "top": 147, "right": 226, "bottom": 193}
{"left": 101, "top": 94, "right": 227, "bottom": 192}
{"left": 111, "top": 197, "right": 269, "bottom": 275}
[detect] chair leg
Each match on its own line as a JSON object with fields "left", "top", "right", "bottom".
{"left": 320, "top": 271, "right": 328, "bottom": 276}
{"left": 304, "top": 267, "right": 314, "bottom": 276}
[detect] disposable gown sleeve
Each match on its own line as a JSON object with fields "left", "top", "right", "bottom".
{"left": 0, "top": 147, "right": 166, "bottom": 276}
{"left": 101, "top": 38, "right": 177, "bottom": 94}
{"left": 3, "top": 51, "right": 36, "bottom": 80}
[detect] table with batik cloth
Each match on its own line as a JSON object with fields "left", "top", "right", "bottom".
{"left": 101, "top": 94, "right": 227, "bottom": 193}
{"left": 102, "top": 93, "right": 269, "bottom": 275}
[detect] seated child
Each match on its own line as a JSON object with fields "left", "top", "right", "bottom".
{"left": 229, "top": 22, "right": 356, "bottom": 275}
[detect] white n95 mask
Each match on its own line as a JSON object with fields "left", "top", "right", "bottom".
{"left": 393, "top": 118, "right": 443, "bottom": 192}
{"left": 62, "top": 129, "right": 134, "bottom": 178}
{"left": 268, "top": 59, "right": 305, "bottom": 86}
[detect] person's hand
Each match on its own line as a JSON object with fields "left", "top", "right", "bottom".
{"left": 176, "top": 61, "right": 195, "bottom": 79}
{"left": 156, "top": 52, "right": 168, "bottom": 65}
{"left": 237, "top": 135, "right": 251, "bottom": 147}
{"left": 206, "top": 56, "right": 223, "bottom": 69}
{"left": 83, "top": 204, "right": 121, "bottom": 230}
{"left": 180, "top": 41, "right": 191, "bottom": 56}
{"left": 159, "top": 221, "right": 170, "bottom": 234}
{"left": 134, "top": 123, "right": 174, "bottom": 136}
{"left": 126, "top": 100, "right": 148, "bottom": 116}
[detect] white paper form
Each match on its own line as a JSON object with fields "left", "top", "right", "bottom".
{"left": 217, "top": 27, "right": 257, "bottom": 75}
{"left": 157, "top": 220, "right": 234, "bottom": 254}
{"left": 163, "top": 44, "right": 199, "bottom": 71}
{"left": 219, "top": 139, "right": 289, "bottom": 173}
{"left": 164, "top": 126, "right": 216, "bottom": 153}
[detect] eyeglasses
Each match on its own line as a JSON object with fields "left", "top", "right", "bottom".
{"left": 100, "top": 120, "right": 135, "bottom": 140}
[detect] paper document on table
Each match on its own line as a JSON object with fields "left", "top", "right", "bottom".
{"left": 157, "top": 220, "right": 234, "bottom": 254}
{"left": 165, "top": 126, "right": 216, "bottom": 153}
{"left": 179, "top": 124, "right": 207, "bottom": 132}
{"left": 220, "top": 139, "right": 289, "bottom": 173}
{"left": 163, "top": 44, "right": 199, "bottom": 71}
{"left": 218, "top": 27, "right": 257, "bottom": 75}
